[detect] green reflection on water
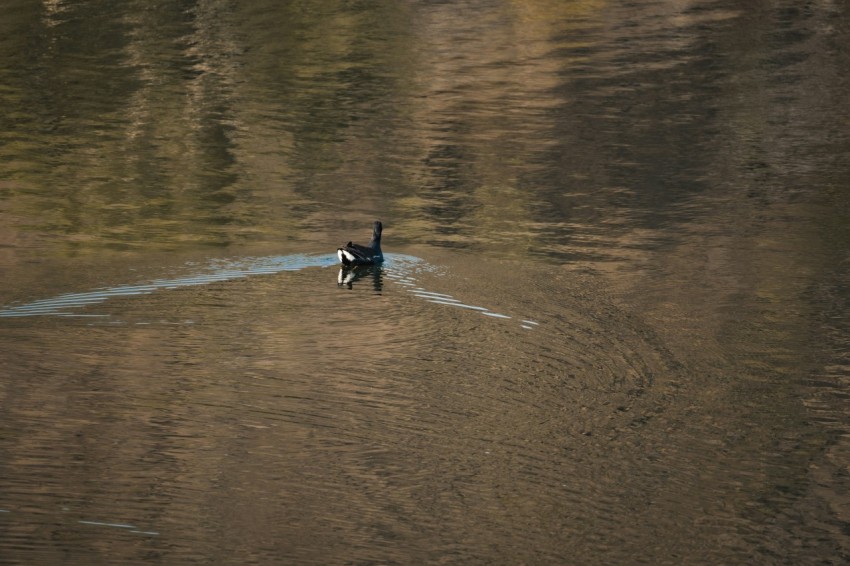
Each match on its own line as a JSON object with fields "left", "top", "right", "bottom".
{"left": 1, "top": 0, "right": 612, "bottom": 258}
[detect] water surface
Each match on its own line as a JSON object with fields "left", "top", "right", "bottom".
{"left": 1, "top": 0, "right": 849, "bottom": 563}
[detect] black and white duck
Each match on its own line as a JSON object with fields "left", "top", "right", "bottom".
{"left": 337, "top": 221, "right": 384, "bottom": 266}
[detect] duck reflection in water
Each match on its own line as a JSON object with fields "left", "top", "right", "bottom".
{"left": 337, "top": 265, "right": 383, "bottom": 292}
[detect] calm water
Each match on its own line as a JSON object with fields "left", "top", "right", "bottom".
{"left": 1, "top": 0, "right": 849, "bottom": 563}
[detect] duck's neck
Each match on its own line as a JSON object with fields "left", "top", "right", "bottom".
{"left": 369, "top": 222, "right": 382, "bottom": 251}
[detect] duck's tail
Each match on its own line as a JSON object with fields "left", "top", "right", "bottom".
{"left": 338, "top": 246, "right": 353, "bottom": 266}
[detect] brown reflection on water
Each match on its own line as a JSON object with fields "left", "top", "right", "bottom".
{"left": 1, "top": 0, "right": 850, "bottom": 563}
{"left": 599, "top": 191, "right": 850, "bottom": 560}
{"left": 0, "top": 255, "right": 681, "bottom": 563}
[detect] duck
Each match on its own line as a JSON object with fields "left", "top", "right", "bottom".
{"left": 337, "top": 221, "right": 384, "bottom": 266}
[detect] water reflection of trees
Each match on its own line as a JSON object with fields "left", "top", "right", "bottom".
{"left": 0, "top": 0, "right": 847, "bottom": 265}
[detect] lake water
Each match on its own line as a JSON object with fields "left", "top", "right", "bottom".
{"left": 1, "top": 0, "right": 849, "bottom": 563}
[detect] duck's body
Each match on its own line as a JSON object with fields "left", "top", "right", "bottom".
{"left": 337, "top": 221, "right": 384, "bottom": 266}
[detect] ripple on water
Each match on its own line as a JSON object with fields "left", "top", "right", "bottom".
{"left": 0, "top": 251, "right": 688, "bottom": 563}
